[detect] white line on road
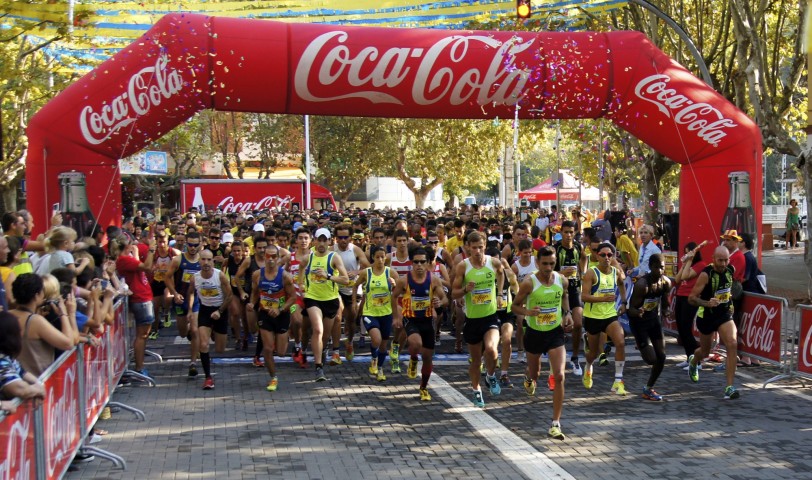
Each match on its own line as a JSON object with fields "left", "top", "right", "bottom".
{"left": 430, "top": 373, "right": 576, "bottom": 480}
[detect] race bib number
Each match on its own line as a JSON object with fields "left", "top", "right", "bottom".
{"left": 471, "top": 288, "right": 492, "bottom": 305}
{"left": 412, "top": 296, "right": 430, "bottom": 311}
{"left": 371, "top": 293, "right": 389, "bottom": 307}
{"left": 598, "top": 287, "right": 615, "bottom": 296}
{"left": 643, "top": 298, "right": 659, "bottom": 311}
{"left": 538, "top": 307, "right": 558, "bottom": 325}
{"left": 714, "top": 287, "right": 731, "bottom": 303}
{"left": 182, "top": 270, "right": 200, "bottom": 283}
{"left": 199, "top": 287, "right": 218, "bottom": 297}
{"left": 260, "top": 293, "right": 283, "bottom": 309}
{"left": 563, "top": 266, "right": 578, "bottom": 278}
{"left": 153, "top": 270, "right": 166, "bottom": 281}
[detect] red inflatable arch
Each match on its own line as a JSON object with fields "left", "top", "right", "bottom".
{"left": 26, "top": 13, "right": 762, "bottom": 254}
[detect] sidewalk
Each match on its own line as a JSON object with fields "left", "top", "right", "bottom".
{"left": 761, "top": 244, "right": 809, "bottom": 306}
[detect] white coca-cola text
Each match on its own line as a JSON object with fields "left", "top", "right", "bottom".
{"left": 84, "top": 338, "right": 108, "bottom": 419}
{"left": 0, "top": 411, "right": 33, "bottom": 480}
{"left": 739, "top": 303, "right": 778, "bottom": 354}
{"left": 801, "top": 316, "right": 812, "bottom": 369}
{"left": 79, "top": 55, "right": 184, "bottom": 145}
{"left": 218, "top": 195, "right": 294, "bottom": 213}
{"left": 634, "top": 74, "right": 737, "bottom": 147}
{"left": 294, "top": 32, "right": 533, "bottom": 107}
{"left": 46, "top": 363, "right": 79, "bottom": 478}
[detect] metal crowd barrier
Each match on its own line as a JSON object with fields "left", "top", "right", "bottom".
{"left": 0, "top": 297, "right": 154, "bottom": 479}
{"left": 785, "top": 304, "right": 812, "bottom": 385}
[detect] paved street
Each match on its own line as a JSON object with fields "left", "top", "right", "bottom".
{"left": 68, "top": 331, "right": 812, "bottom": 480}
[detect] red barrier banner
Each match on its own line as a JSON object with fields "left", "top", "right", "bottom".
{"left": 0, "top": 401, "right": 36, "bottom": 480}
{"left": 738, "top": 294, "right": 783, "bottom": 363}
{"left": 109, "top": 302, "right": 128, "bottom": 381}
{"left": 83, "top": 332, "right": 110, "bottom": 429}
{"left": 42, "top": 352, "right": 80, "bottom": 480}
{"left": 797, "top": 307, "right": 812, "bottom": 376}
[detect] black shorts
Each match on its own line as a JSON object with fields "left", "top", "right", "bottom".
{"left": 404, "top": 318, "right": 436, "bottom": 350}
{"left": 150, "top": 281, "right": 167, "bottom": 297}
{"left": 583, "top": 315, "right": 619, "bottom": 335}
{"left": 304, "top": 298, "right": 340, "bottom": 320}
{"left": 463, "top": 314, "right": 500, "bottom": 345}
{"left": 497, "top": 309, "right": 516, "bottom": 326}
{"left": 696, "top": 313, "right": 734, "bottom": 336}
{"left": 523, "top": 326, "right": 566, "bottom": 355}
{"left": 258, "top": 310, "right": 291, "bottom": 334}
{"left": 630, "top": 314, "right": 663, "bottom": 348}
{"left": 198, "top": 304, "right": 229, "bottom": 335}
{"left": 567, "top": 287, "right": 584, "bottom": 310}
{"left": 362, "top": 314, "right": 393, "bottom": 339}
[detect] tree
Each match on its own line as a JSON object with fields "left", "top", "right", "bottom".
{"left": 247, "top": 114, "right": 304, "bottom": 179}
{"left": 209, "top": 111, "right": 247, "bottom": 179}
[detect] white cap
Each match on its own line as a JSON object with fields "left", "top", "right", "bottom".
{"left": 314, "top": 227, "right": 331, "bottom": 239}
{"left": 222, "top": 232, "right": 234, "bottom": 243}
{"left": 253, "top": 223, "right": 265, "bottom": 232}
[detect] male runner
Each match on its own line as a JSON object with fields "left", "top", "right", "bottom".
{"left": 511, "top": 239, "right": 538, "bottom": 366}
{"left": 165, "top": 231, "right": 202, "bottom": 378}
{"left": 555, "top": 221, "right": 585, "bottom": 376}
{"left": 387, "top": 229, "right": 412, "bottom": 372}
{"left": 332, "top": 223, "right": 370, "bottom": 363}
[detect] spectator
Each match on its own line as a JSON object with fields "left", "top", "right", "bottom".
{"left": 0, "top": 236, "right": 13, "bottom": 310}
{"left": 0, "top": 311, "right": 46, "bottom": 412}
{"left": 37, "top": 226, "right": 90, "bottom": 276}
{"left": 785, "top": 199, "right": 801, "bottom": 248}
{"left": 614, "top": 224, "right": 638, "bottom": 272}
{"left": 673, "top": 241, "right": 707, "bottom": 367}
{"left": 739, "top": 232, "right": 763, "bottom": 367}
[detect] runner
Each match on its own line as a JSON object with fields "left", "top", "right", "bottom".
{"left": 224, "top": 240, "right": 251, "bottom": 356}
{"left": 186, "top": 250, "right": 232, "bottom": 390}
{"left": 451, "top": 231, "right": 505, "bottom": 407}
{"left": 243, "top": 236, "right": 269, "bottom": 366}
{"left": 687, "top": 246, "right": 740, "bottom": 399}
{"left": 627, "top": 254, "right": 671, "bottom": 401}
{"left": 487, "top": 245, "right": 520, "bottom": 389}
{"left": 299, "top": 228, "right": 350, "bottom": 382}
{"left": 392, "top": 247, "right": 447, "bottom": 401}
{"left": 287, "top": 228, "right": 311, "bottom": 368}
{"left": 581, "top": 242, "right": 628, "bottom": 395}
{"left": 387, "top": 229, "right": 412, "bottom": 373}
{"left": 511, "top": 246, "right": 573, "bottom": 440}
{"left": 332, "top": 223, "right": 370, "bottom": 364}
{"left": 149, "top": 231, "right": 178, "bottom": 339}
{"left": 165, "top": 231, "right": 202, "bottom": 378}
{"left": 248, "top": 248, "right": 297, "bottom": 392}
{"left": 353, "top": 245, "right": 399, "bottom": 382}
{"left": 511, "top": 239, "right": 538, "bottom": 366}
{"left": 554, "top": 221, "right": 585, "bottom": 376}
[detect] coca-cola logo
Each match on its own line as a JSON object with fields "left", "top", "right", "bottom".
{"left": 79, "top": 55, "right": 184, "bottom": 145}
{"left": 0, "top": 411, "right": 33, "bottom": 480}
{"left": 739, "top": 303, "right": 778, "bottom": 354}
{"left": 294, "top": 32, "right": 534, "bottom": 107}
{"left": 634, "top": 74, "right": 737, "bottom": 147}
{"left": 218, "top": 195, "right": 294, "bottom": 213}
{"left": 801, "top": 315, "right": 812, "bottom": 370}
{"left": 46, "top": 363, "right": 78, "bottom": 478}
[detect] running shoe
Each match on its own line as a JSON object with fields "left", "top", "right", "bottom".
{"left": 486, "top": 375, "right": 501, "bottom": 395}
{"left": 548, "top": 374, "right": 556, "bottom": 391}
{"left": 500, "top": 374, "right": 513, "bottom": 389}
{"left": 138, "top": 369, "right": 152, "bottom": 379}
{"left": 377, "top": 369, "right": 387, "bottom": 382}
{"left": 724, "top": 385, "right": 740, "bottom": 400}
{"left": 315, "top": 367, "right": 328, "bottom": 382}
{"left": 707, "top": 353, "right": 724, "bottom": 363}
{"left": 390, "top": 342, "right": 400, "bottom": 361}
{"left": 419, "top": 388, "right": 432, "bottom": 401}
{"left": 369, "top": 358, "right": 379, "bottom": 376}
{"left": 435, "top": 334, "right": 442, "bottom": 346}
{"left": 266, "top": 377, "right": 278, "bottom": 392}
{"left": 252, "top": 356, "right": 264, "bottom": 368}
{"left": 480, "top": 361, "right": 486, "bottom": 375}
{"left": 188, "top": 364, "right": 198, "bottom": 378}
{"left": 471, "top": 390, "right": 485, "bottom": 408}
{"left": 407, "top": 358, "right": 418, "bottom": 379}
{"left": 598, "top": 352, "right": 608, "bottom": 366}
{"left": 523, "top": 376, "right": 536, "bottom": 396}
{"left": 163, "top": 316, "right": 172, "bottom": 328}
{"left": 611, "top": 379, "right": 627, "bottom": 396}
{"left": 202, "top": 377, "right": 214, "bottom": 390}
{"left": 345, "top": 341, "right": 354, "bottom": 362}
{"left": 292, "top": 349, "right": 303, "bottom": 365}
{"left": 518, "top": 350, "right": 527, "bottom": 364}
{"left": 454, "top": 339, "right": 463, "bottom": 354}
{"left": 548, "top": 425, "right": 566, "bottom": 441}
{"left": 391, "top": 359, "right": 401, "bottom": 374}
{"left": 148, "top": 330, "right": 159, "bottom": 340}
{"left": 582, "top": 371, "right": 593, "bottom": 389}
{"left": 642, "top": 386, "right": 663, "bottom": 401}
{"left": 688, "top": 354, "right": 699, "bottom": 383}
{"left": 675, "top": 361, "right": 689, "bottom": 368}
{"left": 329, "top": 352, "right": 343, "bottom": 366}
{"left": 570, "top": 360, "right": 583, "bottom": 376}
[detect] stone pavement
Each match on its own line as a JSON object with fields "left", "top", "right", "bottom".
{"left": 68, "top": 329, "right": 812, "bottom": 480}
{"left": 761, "top": 245, "right": 809, "bottom": 306}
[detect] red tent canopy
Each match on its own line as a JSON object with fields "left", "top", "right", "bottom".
{"left": 519, "top": 171, "right": 603, "bottom": 202}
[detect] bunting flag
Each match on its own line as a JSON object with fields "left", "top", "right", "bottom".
{"left": 3, "top": 0, "right": 627, "bottom": 71}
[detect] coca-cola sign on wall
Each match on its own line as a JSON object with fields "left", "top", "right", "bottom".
{"left": 182, "top": 181, "right": 303, "bottom": 214}
{"left": 797, "top": 307, "right": 812, "bottom": 376}
{"left": 738, "top": 294, "right": 784, "bottom": 363}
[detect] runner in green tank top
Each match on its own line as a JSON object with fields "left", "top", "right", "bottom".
{"left": 581, "top": 242, "right": 628, "bottom": 396}
{"left": 512, "top": 246, "right": 573, "bottom": 440}
{"left": 451, "top": 231, "right": 505, "bottom": 408}
{"left": 298, "top": 228, "right": 349, "bottom": 382}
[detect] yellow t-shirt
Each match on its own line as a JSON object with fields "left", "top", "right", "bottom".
{"left": 616, "top": 234, "right": 638, "bottom": 268}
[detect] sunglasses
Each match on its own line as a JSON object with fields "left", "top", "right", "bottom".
{"left": 187, "top": 243, "right": 200, "bottom": 248}
{"left": 427, "top": 240, "right": 439, "bottom": 244}
{"left": 539, "top": 261, "right": 556, "bottom": 266}
{"left": 412, "top": 260, "right": 428, "bottom": 265}
{"left": 336, "top": 235, "right": 350, "bottom": 240}
{"left": 598, "top": 252, "right": 614, "bottom": 258}
{"left": 210, "top": 236, "right": 219, "bottom": 240}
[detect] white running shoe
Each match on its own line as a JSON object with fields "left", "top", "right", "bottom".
{"left": 570, "top": 360, "right": 583, "bottom": 376}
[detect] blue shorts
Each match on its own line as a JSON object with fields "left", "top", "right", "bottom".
{"left": 175, "top": 295, "right": 201, "bottom": 317}
{"left": 362, "top": 314, "right": 393, "bottom": 340}
{"left": 131, "top": 301, "right": 155, "bottom": 326}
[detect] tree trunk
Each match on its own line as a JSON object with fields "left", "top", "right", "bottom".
{"left": 0, "top": 184, "right": 16, "bottom": 214}
{"left": 640, "top": 152, "right": 674, "bottom": 226}
{"left": 413, "top": 191, "right": 426, "bottom": 209}
{"left": 803, "top": 137, "right": 812, "bottom": 300}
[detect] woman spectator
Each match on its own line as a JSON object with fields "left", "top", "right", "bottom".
{"left": 10, "top": 273, "right": 94, "bottom": 377}
{"left": 0, "top": 311, "right": 46, "bottom": 412}
{"left": 785, "top": 199, "right": 801, "bottom": 249}
{"left": 673, "top": 241, "right": 708, "bottom": 368}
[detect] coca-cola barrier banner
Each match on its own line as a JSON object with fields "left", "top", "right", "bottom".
{"left": 738, "top": 294, "right": 784, "bottom": 363}
{"left": 797, "top": 307, "right": 812, "bottom": 376}
{"left": 0, "top": 401, "right": 36, "bottom": 480}
{"left": 42, "top": 352, "right": 80, "bottom": 480}
{"left": 26, "top": 13, "right": 762, "bottom": 253}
